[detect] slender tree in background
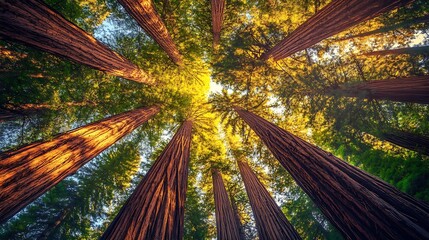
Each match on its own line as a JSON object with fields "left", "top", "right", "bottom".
{"left": 118, "top": 0, "right": 183, "bottom": 65}
{"left": 212, "top": 168, "right": 241, "bottom": 240}
{"left": 211, "top": 0, "right": 226, "bottom": 47}
{"left": 237, "top": 160, "right": 301, "bottom": 240}
{"left": 362, "top": 46, "right": 429, "bottom": 56}
{"left": 101, "top": 120, "right": 193, "bottom": 240}
{"left": 338, "top": 14, "right": 429, "bottom": 41}
{"left": 380, "top": 130, "right": 429, "bottom": 156}
{"left": 0, "top": 105, "right": 160, "bottom": 223}
{"left": 0, "top": 0, "right": 152, "bottom": 84}
{"left": 234, "top": 107, "right": 429, "bottom": 239}
{"left": 230, "top": 195, "right": 246, "bottom": 240}
{"left": 332, "top": 75, "right": 429, "bottom": 104}
{"left": 262, "top": 0, "right": 414, "bottom": 61}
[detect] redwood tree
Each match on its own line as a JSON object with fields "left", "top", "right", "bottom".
{"left": 212, "top": 168, "right": 242, "bottom": 240}
{"left": 262, "top": 0, "right": 413, "bottom": 61}
{"left": 118, "top": 0, "right": 183, "bottom": 65}
{"left": 0, "top": 0, "right": 152, "bottom": 84}
{"left": 235, "top": 107, "right": 429, "bottom": 239}
{"left": 211, "top": 0, "right": 226, "bottom": 47}
{"left": 0, "top": 105, "right": 160, "bottom": 223}
{"left": 380, "top": 130, "right": 429, "bottom": 156}
{"left": 101, "top": 120, "right": 193, "bottom": 240}
{"left": 362, "top": 46, "right": 429, "bottom": 56}
{"left": 333, "top": 75, "right": 429, "bottom": 104}
{"left": 237, "top": 160, "right": 301, "bottom": 240}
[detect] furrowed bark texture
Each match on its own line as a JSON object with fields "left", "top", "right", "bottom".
{"left": 211, "top": 0, "right": 226, "bottom": 47}
{"left": 362, "top": 46, "right": 429, "bottom": 56}
{"left": 0, "top": 105, "right": 160, "bottom": 223}
{"left": 0, "top": 0, "right": 152, "bottom": 84}
{"left": 212, "top": 168, "right": 242, "bottom": 240}
{"left": 262, "top": 0, "right": 414, "bottom": 61}
{"left": 101, "top": 120, "right": 193, "bottom": 240}
{"left": 235, "top": 107, "right": 429, "bottom": 239}
{"left": 118, "top": 0, "right": 183, "bottom": 65}
{"left": 381, "top": 130, "right": 429, "bottom": 156}
{"left": 336, "top": 75, "right": 429, "bottom": 104}
{"left": 237, "top": 160, "right": 301, "bottom": 240}
{"left": 338, "top": 14, "right": 429, "bottom": 41}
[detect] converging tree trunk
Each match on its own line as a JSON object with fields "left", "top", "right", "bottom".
{"left": 118, "top": 0, "right": 183, "bottom": 65}
{"left": 234, "top": 107, "right": 429, "bottom": 239}
{"left": 262, "top": 0, "right": 413, "bottom": 61}
{"left": 237, "top": 160, "right": 301, "bottom": 240}
{"left": 380, "top": 130, "right": 429, "bottom": 156}
{"left": 332, "top": 75, "right": 429, "bottom": 104}
{"left": 211, "top": 0, "right": 226, "bottom": 47}
{"left": 363, "top": 46, "right": 429, "bottom": 56}
{"left": 212, "top": 168, "right": 242, "bottom": 240}
{"left": 101, "top": 120, "right": 193, "bottom": 240}
{"left": 230, "top": 195, "right": 246, "bottom": 240}
{"left": 0, "top": 105, "right": 160, "bottom": 223}
{"left": 338, "top": 14, "right": 429, "bottom": 41}
{"left": 0, "top": 0, "right": 152, "bottom": 84}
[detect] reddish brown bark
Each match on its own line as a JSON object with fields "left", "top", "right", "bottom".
{"left": 237, "top": 160, "right": 301, "bottom": 240}
{"left": 381, "top": 130, "right": 429, "bottom": 156}
{"left": 118, "top": 0, "right": 183, "bottom": 65}
{"left": 362, "top": 46, "right": 429, "bottom": 56}
{"left": 0, "top": 0, "right": 152, "bottom": 84}
{"left": 262, "top": 0, "right": 414, "bottom": 61}
{"left": 335, "top": 75, "right": 429, "bottom": 104}
{"left": 338, "top": 14, "right": 429, "bottom": 41}
{"left": 235, "top": 107, "right": 429, "bottom": 239}
{"left": 212, "top": 168, "right": 242, "bottom": 240}
{"left": 211, "top": 0, "right": 226, "bottom": 47}
{"left": 101, "top": 120, "right": 192, "bottom": 240}
{"left": 0, "top": 105, "right": 160, "bottom": 223}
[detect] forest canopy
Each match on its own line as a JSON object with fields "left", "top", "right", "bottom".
{"left": 0, "top": 0, "right": 428, "bottom": 239}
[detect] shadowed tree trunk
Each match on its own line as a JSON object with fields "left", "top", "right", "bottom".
{"left": 338, "top": 14, "right": 429, "bottom": 41}
{"left": 37, "top": 208, "right": 70, "bottom": 240}
{"left": 101, "top": 120, "right": 193, "bottom": 240}
{"left": 0, "top": 0, "right": 152, "bottom": 84}
{"left": 230, "top": 195, "right": 246, "bottom": 240}
{"left": 118, "top": 0, "right": 183, "bottom": 65}
{"left": 0, "top": 105, "right": 160, "bottom": 223}
{"left": 332, "top": 75, "right": 429, "bottom": 104}
{"left": 380, "top": 130, "right": 429, "bottom": 156}
{"left": 211, "top": 0, "right": 226, "bottom": 47}
{"left": 237, "top": 160, "right": 301, "bottom": 240}
{"left": 234, "top": 107, "right": 429, "bottom": 239}
{"left": 212, "top": 168, "right": 242, "bottom": 240}
{"left": 262, "top": 0, "right": 413, "bottom": 61}
{"left": 362, "top": 46, "right": 429, "bottom": 56}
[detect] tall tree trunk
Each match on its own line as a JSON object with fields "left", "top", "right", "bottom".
{"left": 211, "top": 0, "right": 226, "bottom": 48}
{"left": 333, "top": 75, "right": 429, "bottom": 104}
{"left": 261, "top": 0, "right": 413, "bottom": 61}
{"left": 0, "top": 0, "right": 152, "bottom": 84}
{"left": 117, "top": 0, "right": 183, "bottom": 65}
{"left": 234, "top": 107, "right": 429, "bottom": 239}
{"left": 212, "top": 168, "right": 242, "bottom": 240}
{"left": 237, "top": 160, "right": 301, "bottom": 240}
{"left": 101, "top": 120, "right": 193, "bottom": 240}
{"left": 380, "top": 130, "right": 429, "bottom": 156}
{"left": 0, "top": 105, "right": 160, "bottom": 223}
{"left": 230, "top": 195, "right": 246, "bottom": 240}
{"left": 338, "top": 14, "right": 429, "bottom": 41}
{"left": 362, "top": 46, "right": 429, "bottom": 56}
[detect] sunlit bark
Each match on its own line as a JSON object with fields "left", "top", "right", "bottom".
{"left": 235, "top": 107, "right": 429, "bottom": 239}
{"left": 101, "top": 120, "right": 192, "bottom": 240}
{"left": 118, "top": 0, "right": 183, "bottom": 65}
{"left": 211, "top": 0, "right": 226, "bottom": 47}
{"left": 334, "top": 75, "right": 429, "bottom": 104}
{"left": 238, "top": 160, "right": 301, "bottom": 240}
{"left": 262, "top": 0, "right": 413, "bottom": 61}
{"left": 0, "top": 105, "right": 160, "bottom": 223}
{"left": 381, "top": 130, "right": 429, "bottom": 156}
{"left": 0, "top": 0, "right": 152, "bottom": 84}
{"left": 338, "top": 14, "right": 429, "bottom": 41}
{"left": 362, "top": 46, "right": 429, "bottom": 56}
{"left": 212, "top": 168, "right": 241, "bottom": 240}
